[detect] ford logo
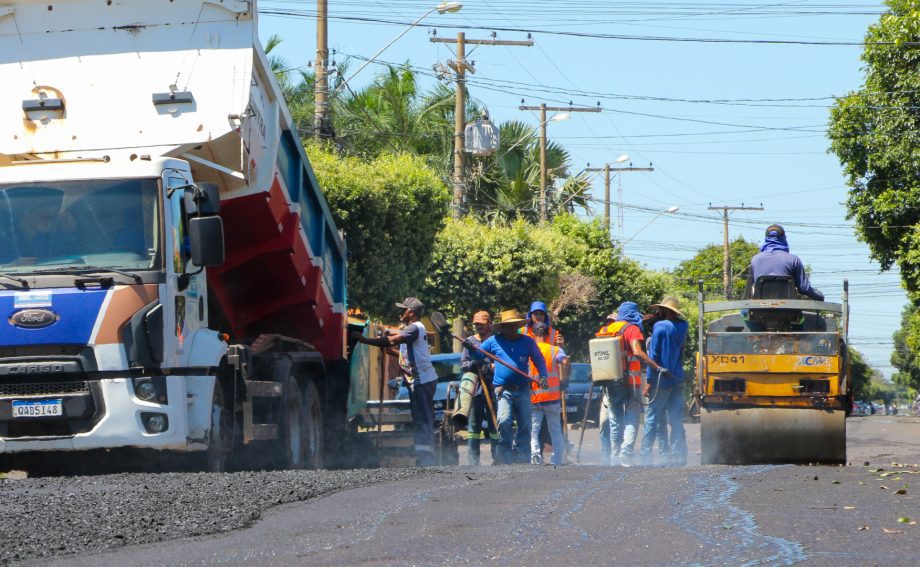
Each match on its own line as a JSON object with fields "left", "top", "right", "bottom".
{"left": 9, "top": 309, "right": 58, "bottom": 329}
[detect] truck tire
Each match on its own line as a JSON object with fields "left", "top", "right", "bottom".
{"left": 204, "top": 382, "right": 233, "bottom": 473}
{"left": 281, "top": 376, "right": 324, "bottom": 469}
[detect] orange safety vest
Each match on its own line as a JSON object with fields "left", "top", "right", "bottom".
{"left": 595, "top": 321, "right": 642, "bottom": 386}
{"left": 530, "top": 342, "right": 562, "bottom": 404}
{"left": 520, "top": 324, "right": 561, "bottom": 345}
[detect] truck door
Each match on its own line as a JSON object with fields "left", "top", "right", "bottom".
{"left": 164, "top": 172, "right": 205, "bottom": 366}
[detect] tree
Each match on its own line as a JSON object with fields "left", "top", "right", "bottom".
{"left": 849, "top": 347, "right": 875, "bottom": 401}
{"left": 305, "top": 144, "right": 451, "bottom": 316}
{"left": 671, "top": 237, "right": 760, "bottom": 300}
{"left": 422, "top": 215, "right": 668, "bottom": 359}
{"left": 891, "top": 304, "right": 920, "bottom": 390}
{"left": 466, "top": 120, "right": 592, "bottom": 223}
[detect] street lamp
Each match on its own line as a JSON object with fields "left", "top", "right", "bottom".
{"left": 621, "top": 206, "right": 679, "bottom": 247}
{"left": 615, "top": 154, "right": 629, "bottom": 164}
{"left": 538, "top": 111, "right": 571, "bottom": 221}
{"left": 336, "top": 3, "right": 463, "bottom": 93}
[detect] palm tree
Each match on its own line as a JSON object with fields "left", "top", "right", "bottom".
{"left": 466, "top": 120, "right": 591, "bottom": 223}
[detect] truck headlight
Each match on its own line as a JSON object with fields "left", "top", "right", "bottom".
{"left": 132, "top": 377, "right": 168, "bottom": 404}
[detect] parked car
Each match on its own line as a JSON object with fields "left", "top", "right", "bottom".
{"left": 394, "top": 352, "right": 461, "bottom": 424}
{"left": 563, "top": 363, "right": 602, "bottom": 425}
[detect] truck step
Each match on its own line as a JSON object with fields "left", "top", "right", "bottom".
{"left": 246, "top": 380, "right": 283, "bottom": 398}
{"left": 245, "top": 423, "right": 280, "bottom": 442}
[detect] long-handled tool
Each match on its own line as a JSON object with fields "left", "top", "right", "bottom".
{"left": 430, "top": 311, "right": 541, "bottom": 386}
{"left": 478, "top": 369, "right": 499, "bottom": 433}
{"left": 576, "top": 384, "right": 597, "bottom": 463}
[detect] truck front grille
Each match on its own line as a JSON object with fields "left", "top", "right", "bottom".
{"left": 0, "top": 381, "right": 90, "bottom": 398}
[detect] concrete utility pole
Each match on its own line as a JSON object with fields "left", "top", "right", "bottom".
{"left": 519, "top": 104, "right": 601, "bottom": 222}
{"left": 314, "top": 0, "right": 330, "bottom": 139}
{"left": 432, "top": 34, "right": 534, "bottom": 217}
{"left": 708, "top": 204, "right": 764, "bottom": 299}
{"left": 585, "top": 163, "right": 654, "bottom": 239}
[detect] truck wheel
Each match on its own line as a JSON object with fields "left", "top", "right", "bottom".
{"left": 205, "top": 382, "right": 233, "bottom": 473}
{"left": 281, "top": 376, "right": 324, "bottom": 469}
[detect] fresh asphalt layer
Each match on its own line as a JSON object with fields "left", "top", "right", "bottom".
{"left": 5, "top": 415, "right": 920, "bottom": 566}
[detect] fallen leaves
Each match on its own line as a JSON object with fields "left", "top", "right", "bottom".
{"left": 882, "top": 527, "right": 904, "bottom": 534}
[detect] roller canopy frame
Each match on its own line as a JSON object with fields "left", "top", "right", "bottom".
{"left": 703, "top": 299, "right": 843, "bottom": 314}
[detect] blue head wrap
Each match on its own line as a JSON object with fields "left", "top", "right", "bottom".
{"left": 760, "top": 224, "right": 790, "bottom": 253}
{"left": 615, "top": 302, "right": 644, "bottom": 327}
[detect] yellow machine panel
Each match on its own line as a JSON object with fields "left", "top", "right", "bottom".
{"left": 705, "top": 354, "right": 838, "bottom": 374}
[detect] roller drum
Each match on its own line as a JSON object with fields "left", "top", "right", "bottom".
{"left": 701, "top": 406, "right": 846, "bottom": 465}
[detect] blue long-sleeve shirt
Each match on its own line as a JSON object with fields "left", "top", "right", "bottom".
{"left": 751, "top": 250, "right": 824, "bottom": 301}
{"left": 646, "top": 319, "right": 689, "bottom": 389}
{"left": 478, "top": 334, "right": 548, "bottom": 388}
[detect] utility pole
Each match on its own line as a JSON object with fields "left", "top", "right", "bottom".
{"left": 708, "top": 204, "right": 764, "bottom": 299}
{"left": 433, "top": 34, "right": 534, "bottom": 217}
{"left": 519, "top": 103, "right": 601, "bottom": 222}
{"left": 314, "top": 0, "right": 331, "bottom": 139}
{"left": 585, "top": 163, "right": 654, "bottom": 239}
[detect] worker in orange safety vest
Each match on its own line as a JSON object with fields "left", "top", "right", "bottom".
{"left": 596, "top": 301, "right": 664, "bottom": 466}
{"left": 520, "top": 301, "right": 564, "bottom": 346}
{"left": 529, "top": 322, "right": 569, "bottom": 465}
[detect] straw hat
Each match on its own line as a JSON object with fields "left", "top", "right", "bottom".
{"left": 649, "top": 296, "right": 685, "bottom": 319}
{"left": 496, "top": 308, "right": 526, "bottom": 328}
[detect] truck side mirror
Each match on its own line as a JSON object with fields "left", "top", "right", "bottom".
{"left": 189, "top": 216, "right": 225, "bottom": 267}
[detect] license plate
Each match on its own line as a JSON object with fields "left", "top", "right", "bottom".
{"left": 11, "top": 399, "right": 63, "bottom": 418}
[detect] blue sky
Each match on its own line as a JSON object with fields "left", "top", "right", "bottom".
{"left": 258, "top": 1, "right": 903, "bottom": 378}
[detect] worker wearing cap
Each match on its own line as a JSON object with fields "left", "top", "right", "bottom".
{"left": 597, "top": 302, "right": 664, "bottom": 466}
{"left": 639, "top": 297, "right": 689, "bottom": 466}
{"left": 749, "top": 223, "right": 824, "bottom": 301}
{"left": 459, "top": 310, "right": 498, "bottom": 465}
{"left": 476, "top": 309, "right": 549, "bottom": 464}
{"left": 529, "top": 322, "right": 569, "bottom": 465}
{"left": 520, "top": 301, "right": 564, "bottom": 346}
{"left": 351, "top": 297, "right": 438, "bottom": 466}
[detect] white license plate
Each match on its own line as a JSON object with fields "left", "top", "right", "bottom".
{"left": 11, "top": 399, "right": 63, "bottom": 418}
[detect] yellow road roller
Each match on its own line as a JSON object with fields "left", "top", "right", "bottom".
{"left": 696, "top": 277, "right": 850, "bottom": 465}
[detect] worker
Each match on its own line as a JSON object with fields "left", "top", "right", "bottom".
{"left": 520, "top": 301, "right": 564, "bottom": 346}
{"left": 597, "top": 302, "right": 665, "bottom": 466}
{"left": 639, "top": 297, "right": 689, "bottom": 466}
{"left": 749, "top": 223, "right": 824, "bottom": 301}
{"left": 529, "top": 322, "right": 569, "bottom": 465}
{"left": 351, "top": 297, "right": 438, "bottom": 466}
{"left": 459, "top": 310, "right": 497, "bottom": 466}
{"left": 475, "top": 309, "right": 549, "bottom": 465}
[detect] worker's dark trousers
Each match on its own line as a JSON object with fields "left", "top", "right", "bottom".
{"left": 467, "top": 394, "right": 496, "bottom": 466}
{"left": 410, "top": 380, "right": 437, "bottom": 466}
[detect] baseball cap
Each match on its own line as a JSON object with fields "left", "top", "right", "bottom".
{"left": 472, "top": 310, "right": 492, "bottom": 324}
{"left": 765, "top": 223, "right": 785, "bottom": 237}
{"left": 395, "top": 297, "right": 424, "bottom": 314}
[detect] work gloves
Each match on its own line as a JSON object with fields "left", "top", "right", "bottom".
{"left": 462, "top": 338, "right": 478, "bottom": 351}
{"left": 538, "top": 376, "right": 549, "bottom": 390}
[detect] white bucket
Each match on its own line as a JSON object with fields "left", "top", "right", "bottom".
{"left": 589, "top": 336, "right": 625, "bottom": 383}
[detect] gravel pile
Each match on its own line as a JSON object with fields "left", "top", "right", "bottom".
{"left": 0, "top": 467, "right": 424, "bottom": 563}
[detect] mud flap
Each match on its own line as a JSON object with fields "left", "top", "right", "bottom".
{"left": 701, "top": 407, "right": 846, "bottom": 465}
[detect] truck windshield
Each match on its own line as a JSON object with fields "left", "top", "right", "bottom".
{"left": 0, "top": 178, "right": 160, "bottom": 272}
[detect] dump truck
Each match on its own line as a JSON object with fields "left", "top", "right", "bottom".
{"left": 695, "top": 277, "right": 850, "bottom": 465}
{"left": 0, "top": 0, "right": 350, "bottom": 471}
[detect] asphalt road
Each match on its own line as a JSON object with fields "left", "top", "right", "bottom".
{"left": 23, "top": 414, "right": 918, "bottom": 567}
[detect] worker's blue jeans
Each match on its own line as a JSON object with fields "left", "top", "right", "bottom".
{"left": 606, "top": 383, "right": 640, "bottom": 462}
{"left": 531, "top": 401, "right": 565, "bottom": 465}
{"left": 496, "top": 387, "right": 532, "bottom": 464}
{"left": 640, "top": 384, "right": 686, "bottom": 465}
{"left": 409, "top": 379, "right": 437, "bottom": 466}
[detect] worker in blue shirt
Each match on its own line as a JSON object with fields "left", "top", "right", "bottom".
{"left": 476, "top": 309, "right": 549, "bottom": 465}
{"left": 749, "top": 223, "right": 824, "bottom": 301}
{"left": 639, "top": 297, "right": 689, "bottom": 466}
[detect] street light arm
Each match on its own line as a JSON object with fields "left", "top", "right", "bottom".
{"left": 621, "top": 207, "right": 679, "bottom": 246}
{"left": 336, "top": 7, "right": 439, "bottom": 93}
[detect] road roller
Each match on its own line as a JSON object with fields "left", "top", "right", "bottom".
{"left": 696, "top": 277, "right": 850, "bottom": 465}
